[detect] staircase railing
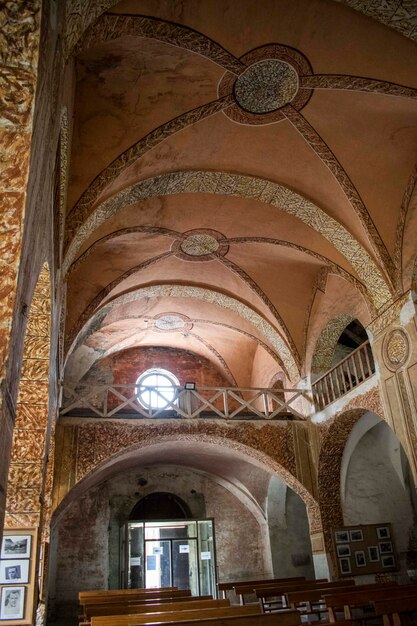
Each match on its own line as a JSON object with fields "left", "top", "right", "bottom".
{"left": 312, "top": 340, "right": 375, "bottom": 411}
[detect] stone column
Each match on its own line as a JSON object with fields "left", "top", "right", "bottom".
{"left": 0, "top": 1, "right": 41, "bottom": 531}
{"left": 369, "top": 292, "right": 417, "bottom": 483}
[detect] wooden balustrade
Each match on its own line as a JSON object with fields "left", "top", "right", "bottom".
{"left": 312, "top": 340, "right": 375, "bottom": 411}
{"left": 60, "top": 385, "right": 308, "bottom": 420}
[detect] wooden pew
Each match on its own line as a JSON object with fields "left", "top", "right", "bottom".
{"left": 80, "top": 591, "right": 194, "bottom": 622}
{"left": 80, "top": 589, "right": 177, "bottom": 600}
{"left": 323, "top": 583, "right": 417, "bottom": 622}
{"left": 256, "top": 579, "right": 349, "bottom": 612}
{"left": 91, "top": 604, "right": 262, "bottom": 626}
{"left": 81, "top": 590, "right": 192, "bottom": 608}
{"left": 84, "top": 599, "right": 229, "bottom": 621}
{"left": 285, "top": 581, "right": 396, "bottom": 619}
{"left": 373, "top": 595, "right": 417, "bottom": 626}
{"left": 217, "top": 578, "right": 305, "bottom": 600}
{"left": 137, "top": 610, "right": 302, "bottom": 626}
{"left": 234, "top": 578, "right": 327, "bottom": 605}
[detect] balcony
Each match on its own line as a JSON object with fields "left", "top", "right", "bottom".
{"left": 312, "top": 340, "right": 375, "bottom": 411}
{"left": 60, "top": 384, "right": 308, "bottom": 421}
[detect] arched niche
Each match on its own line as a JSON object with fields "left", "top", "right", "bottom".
{"left": 311, "top": 316, "right": 374, "bottom": 380}
{"left": 341, "top": 413, "right": 417, "bottom": 568}
{"left": 129, "top": 492, "right": 191, "bottom": 520}
{"left": 266, "top": 476, "right": 314, "bottom": 579}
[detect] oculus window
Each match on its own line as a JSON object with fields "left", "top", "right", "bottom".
{"left": 135, "top": 368, "right": 179, "bottom": 410}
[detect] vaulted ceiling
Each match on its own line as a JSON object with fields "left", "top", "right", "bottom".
{"left": 62, "top": 0, "right": 417, "bottom": 388}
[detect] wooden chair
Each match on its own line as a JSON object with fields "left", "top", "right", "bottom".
{"left": 373, "top": 595, "right": 417, "bottom": 626}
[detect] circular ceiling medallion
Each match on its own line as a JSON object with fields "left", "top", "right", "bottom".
{"left": 383, "top": 328, "right": 409, "bottom": 370}
{"left": 153, "top": 313, "right": 193, "bottom": 332}
{"left": 172, "top": 229, "right": 229, "bottom": 262}
{"left": 181, "top": 234, "right": 220, "bottom": 256}
{"left": 234, "top": 59, "right": 299, "bottom": 113}
{"left": 219, "top": 44, "right": 313, "bottom": 126}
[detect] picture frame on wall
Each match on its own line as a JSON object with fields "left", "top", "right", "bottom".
{"left": 379, "top": 541, "right": 393, "bottom": 554}
{"left": 368, "top": 546, "right": 380, "bottom": 562}
{"left": 0, "top": 587, "right": 25, "bottom": 620}
{"left": 0, "top": 560, "right": 29, "bottom": 585}
{"left": 377, "top": 527, "right": 390, "bottom": 540}
{"left": 335, "top": 531, "right": 349, "bottom": 543}
{"left": 339, "top": 557, "right": 351, "bottom": 574}
{"left": 382, "top": 555, "right": 395, "bottom": 568}
{"left": 336, "top": 544, "right": 351, "bottom": 557}
{"left": 350, "top": 529, "right": 363, "bottom": 542}
{"left": 355, "top": 551, "right": 366, "bottom": 567}
{"left": 0, "top": 536, "right": 31, "bottom": 560}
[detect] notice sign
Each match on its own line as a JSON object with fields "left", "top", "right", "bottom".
{"left": 153, "top": 546, "right": 163, "bottom": 555}
{"left": 179, "top": 545, "right": 190, "bottom": 554}
{"left": 201, "top": 551, "right": 211, "bottom": 560}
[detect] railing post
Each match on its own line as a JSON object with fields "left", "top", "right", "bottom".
{"left": 223, "top": 390, "right": 229, "bottom": 418}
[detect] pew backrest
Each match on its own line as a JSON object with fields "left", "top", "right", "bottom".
{"left": 133, "top": 610, "right": 302, "bottom": 626}
{"left": 373, "top": 595, "right": 417, "bottom": 626}
{"left": 91, "top": 604, "right": 262, "bottom": 626}
{"left": 86, "top": 599, "right": 229, "bottom": 619}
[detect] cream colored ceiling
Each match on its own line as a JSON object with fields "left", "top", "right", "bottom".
{"left": 63, "top": 0, "right": 417, "bottom": 386}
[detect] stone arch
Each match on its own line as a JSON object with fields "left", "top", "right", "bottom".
{"left": 317, "top": 408, "right": 370, "bottom": 568}
{"left": 52, "top": 431, "right": 321, "bottom": 536}
{"left": 5, "top": 263, "right": 52, "bottom": 609}
{"left": 64, "top": 284, "right": 300, "bottom": 382}
{"left": 310, "top": 313, "right": 356, "bottom": 376}
{"left": 5, "top": 263, "right": 52, "bottom": 530}
{"left": 63, "top": 171, "right": 390, "bottom": 309}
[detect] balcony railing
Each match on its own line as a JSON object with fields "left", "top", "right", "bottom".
{"left": 60, "top": 384, "right": 308, "bottom": 421}
{"left": 312, "top": 340, "right": 375, "bottom": 411}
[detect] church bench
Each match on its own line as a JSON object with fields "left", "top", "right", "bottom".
{"left": 372, "top": 595, "right": 417, "bottom": 626}
{"left": 255, "top": 579, "right": 349, "bottom": 612}
{"left": 81, "top": 590, "right": 193, "bottom": 607}
{"left": 79, "top": 591, "right": 194, "bottom": 621}
{"left": 217, "top": 578, "right": 306, "bottom": 599}
{"left": 80, "top": 589, "right": 178, "bottom": 600}
{"left": 90, "top": 604, "right": 262, "bottom": 626}
{"left": 83, "top": 599, "right": 229, "bottom": 621}
{"left": 284, "top": 581, "right": 397, "bottom": 619}
{"left": 323, "top": 583, "right": 417, "bottom": 622}
{"left": 136, "top": 609, "right": 302, "bottom": 626}
{"left": 234, "top": 578, "right": 328, "bottom": 605}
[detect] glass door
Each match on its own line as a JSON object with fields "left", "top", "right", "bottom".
{"left": 123, "top": 519, "right": 216, "bottom": 596}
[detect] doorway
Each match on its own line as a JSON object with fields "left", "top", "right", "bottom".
{"left": 121, "top": 519, "right": 217, "bottom": 596}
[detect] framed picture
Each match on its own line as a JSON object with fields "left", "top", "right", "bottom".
{"left": 335, "top": 531, "right": 349, "bottom": 543}
{"left": 1, "top": 535, "right": 31, "bottom": 560}
{"left": 337, "top": 544, "right": 351, "bottom": 557}
{"left": 355, "top": 551, "right": 366, "bottom": 567}
{"left": 0, "top": 560, "right": 29, "bottom": 584}
{"left": 339, "top": 557, "right": 351, "bottom": 574}
{"left": 377, "top": 527, "right": 390, "bottom": 540}
{"left": 382, "top": 555, "right": 395, "bottom": 568}
{"left": 0, "top": 587, "right": 25, "bottom": 620}
{"left": 379, "top": 541, "right": 393, "bottom": 554}
{"left": 350, "top": 529, "right": 363, "bottom": 542}
{"left": 368, "top": 546, "right": 380, "bottom": 562}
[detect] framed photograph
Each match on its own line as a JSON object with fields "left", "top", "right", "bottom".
{"left": 382, "top": 555, "right": 395, "bottom": 568}
{"left": 377, "top": 527, "right": 390, "bottom": 540}
{"left": 0, "top": 587, "right": 25, "bottom": 620}
{"left": 350, "top": 529, "right": 363, "bottom": 542}
{"left": 368, "top": 546, "right": 380, "bottom": 562}
{"left": 337, "top": 544, "right": 351, "bottom": 557}
{"left": 355, "top": 551, "right": 366, "bottom": 567}
{"left": 335, "top": 531, "right": 349, "bottom": 543}
{"left": 379, "top": 541, "right": 393, "bottom": 554}
{"left": 0, "top": 560, "right": 29, "bottom": 584}
{"left": 1, "top": 535, "right": 31, "bottom": 559}
{"left": 339, "top": 557, "right": 351, "bottom": 574}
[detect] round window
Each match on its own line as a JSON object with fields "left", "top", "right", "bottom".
{"left": 135, "top": 368, "right": 179, "bottom": 410}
